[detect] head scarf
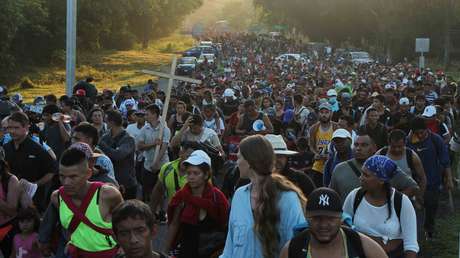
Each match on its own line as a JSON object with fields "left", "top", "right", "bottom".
{"left": 363, "top": 155, "right": 399, "bottom": 182}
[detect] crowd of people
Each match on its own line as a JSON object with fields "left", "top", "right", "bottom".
{"left": 0, "top": 33, "right": 459, "bottom": 258}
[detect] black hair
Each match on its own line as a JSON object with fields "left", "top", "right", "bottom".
{"left": 190, "top": 114, "right": 203, "bottom": 125}
{"left": 60, "top": 148, "right": 87, "bottom": 167}
{"left": 42, "top": 104, "right": 60, "bottom": 115}
{"left": 415, "top": 95, "right": 426, "bottom": 101}
{"left": 339, "top": 115, "right": 354, "bottom": 127}
{"left": 126, "top": 109, "right": 136, "bottom": 118}
{"left": 384, "top": 182, "right": 393, "bottom": 221}
{"left": 16, "top": 207, "right": 41, "bottom": 232}
{"left": 9, "top": 112, "right": 29, "bottom": 127}
{"left": 62, "top": 98, "right": 74, "bottom": 108}
{"left": 105, "top": 110, "right": 123, "bottom": 127}
{"left": 243, "top": 99, "right": 255, "bottom": 107}
{"left": 411, "top": 117, "right": 427, "bottom": 131}
{"left": 374, "top": 95, "right": 385, "bottom": 103}
{"left": 388, "top": 129, "right": 406, "bottom": 143}
{"left": 145, "top": 104, "right": 161, "bottom": 116}
{"left": 356, "top": 128, "right": 376, "bottom": 145}
{"left": 296, "top": 137, "right": 309, "bottom": 151}
{"left": 293, "top": 94, "right": 303, "bottom": 104}
{"left": 112, "top": 200, "right": 155, "bottom": 234}
{"left": 73, "top": 122, "right": 99, "bottom": 146}
{"left": 44, "top": 94, "right": 57, "bottom": 103}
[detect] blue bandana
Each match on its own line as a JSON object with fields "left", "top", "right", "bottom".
{"left": 363, "top": 155, "right": 399, "bottom": 182}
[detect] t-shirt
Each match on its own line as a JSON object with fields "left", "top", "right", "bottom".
{"left": 311, "top": 126, "right": 333, "bottom": 173}
{"left": 137, "top": 122, "right": 171, "bottom": 172}
{"left": 13, "top": 232, "right": 42, "bottom": 258}
{"left": 181, "top": 127, "right": 222, "bottom": 150}
{"left": 157, "top": 159, "right": 187, "bottom": 201}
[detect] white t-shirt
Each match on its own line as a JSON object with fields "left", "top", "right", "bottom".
{"left": 343, "top": 188, "right": 419, "bottom": 253}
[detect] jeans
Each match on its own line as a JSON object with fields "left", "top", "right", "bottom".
{"left": 423, "top": 189, "right": 440, "bottom": 234}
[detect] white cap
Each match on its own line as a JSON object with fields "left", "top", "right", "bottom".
{"left": 264, "top": 134, "right": 298, "bottom": 155}
{"left": 223, "top": 88, "right": 235, "bottom": 98}
{"left": 332, "top": 129, "right": 352, "bottom": 140}
{"left": 327, "top": 89, "right": 337, "bottom": 97}
{"left": 422, "top": 105, "right": 436, "bottom": 118}
{"left": 385, "top": 83, "right": 396, "bottom": 90}
{"left": 183, "top": 150, "right": 211, "bottom": 166}
{"left": 399, "top": 97, "right": 410, "bottom": 106}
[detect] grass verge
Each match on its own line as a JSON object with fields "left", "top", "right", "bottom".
{"left": 8, "top": 34, "right": 195, "bottom": 102}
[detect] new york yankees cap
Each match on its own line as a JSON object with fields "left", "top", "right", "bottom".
{"left": 306, "top": 187, "right": 342, "bottom": 217}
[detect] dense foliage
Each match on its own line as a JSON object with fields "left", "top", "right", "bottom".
{"left": 254, "top": 0, "right": 460, "bottom": 61}
{"left": 0, "top": 0, "right": 202, "bottom": 80}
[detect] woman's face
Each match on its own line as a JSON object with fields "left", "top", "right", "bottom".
{"left": 185, "top": 165, "right": 207, "bottom": 189}
{"left": 237, "top": 151, "right": 251, "bottom": 178}
{"left": 91, "top": 111, "right": 104, "bottom": 124}
{"left": 176, "top": 104, "right": 186, "bottom": 114}
{"left": 263, "top": 98, "right": 271, "bottom": 108}
{"left": 359, "top": 167, "right": 382, "bottom": 191}
{"left": 275, "top": 102, "right": 283, "bottom": 111}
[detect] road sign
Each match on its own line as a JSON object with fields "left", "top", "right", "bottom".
{"left": 415, "top": 38, "right": 430, "bottom": 53}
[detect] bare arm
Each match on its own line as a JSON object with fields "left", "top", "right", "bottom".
{"left": 0, "top": 176, "right": 19, "bottom": 217}
{"left": 261, "top": 114, "right": 273, "bottom": 134}
{"left": 57, "top": 120, "right": 71, "bottom": 143}
{"left": 170, "top": 117, "right": 192, "bottom": 148}
{"left": 360, "top": 233, "right": 389, "bottom": 258}
{"left": 101, "top": 185, "right": 124, "bottom": 218}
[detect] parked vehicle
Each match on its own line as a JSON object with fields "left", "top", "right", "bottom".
{"left": 183, "top": 47, "right": 202, "bottom": 58}
{"left": 177, "top": 57, "right": 197, "bottom": 75}
{"left": 197, "top": 53, "right": 215, "bottom": 65}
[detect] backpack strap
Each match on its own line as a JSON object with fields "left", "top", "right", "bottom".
{"left": 347, "top": 160, "right": 362, "bottom": 178}
{"left": 405, "top": 148, "right": 415, "bottom": 173}
{"left": 59, "top": 182, "right": 113, "bottom": 236}
{"left": 393, "top": 190, "right": 403, "bottom": 223}
{"left": 352, "top": 188, "right": 366, "bottom": 222}
{"left": 342, "top": 227, "right": 366, "bottom": 258}
{"left": 288, "top": 230, "right": 310, "bottom": 258}
{"left": 380, "top": 147, "right": 389, "bottom": 156}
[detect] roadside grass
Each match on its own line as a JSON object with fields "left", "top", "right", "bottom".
{"left": 8, "top": 34, "right": 195, "bottom": 102}
{"left": 420, "top": 189, "right": 460, "bottom": 258}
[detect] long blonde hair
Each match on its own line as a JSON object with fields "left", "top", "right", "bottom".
{"left": 239, "top": 135, "right": 306, "bottom": 258}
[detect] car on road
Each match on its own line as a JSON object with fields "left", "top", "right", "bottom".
{"left": 197, "top": 53, "right": 215, "bottom": 65}
{"left": 348, "top": 51, "right": 374, "bottom": 64}
{"left": 183, "top": 47, "right": 202, "bottom": 58}
{"left": 177, "top": 57, "right": 197, "bottom": 75}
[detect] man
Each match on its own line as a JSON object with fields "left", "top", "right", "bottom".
{"left": 43, "top": 148, "right": 123, "bottom": 257}
{"left": 235, "top": 99, "right": 273, "bottom": 135}
{"left": 387, "top": 97, "right": 415, "bottom": 135}
{"left": 308, "top": 102, "right": 338, "bottom": 187}
{"left": 410, "top": 95, "right": 426, "bottom": 116}
{"left": 112, "top": 200, "right": 167, "bottom": 258}
{"left": 329, "top": 131, "right": 419, "bottom": 202}
{"left": 170, "top": 114, "right": 224, "bottom": 155}
{"left": 323, "top": 129, "right": 353, "bottom": 186}
{"left": 136, "top": 104, "right": 171, "bottom": 201}
{"left": 4, "top": 111, "right": 58, "bottom": 211}
{"left": 422, "top": 105, "right": 450, "bottom": 143}
{"left": 358, "top": 107, "right": 388, "bottom": 149}
{"left": 218, "top": 88, "right": 239, "bottom": 120}
{"left": 407, "top": 117, "right": 453, "bottom": 240}
{"left": 264, "top": 134, "right": 316, "bottom": 197}
{"left": 424, "top": 82, "right": 438, "bottom": 104}
{"left": 99, "top": 110, "right": 137, "bottom": 199}
{"left": 126, "top": 110, "right": 146, "bottom": 187}
{"left": 337, "top": 115, "right": 356, "bottom": 145}
{"left": 293, "top": 94, "right": 310, "bottom": 126}
{"left": 280, "top": 188, "right": 387, "bottom": 258}
{"left": 40, "top": 104, "right": 71, "bottom": 159}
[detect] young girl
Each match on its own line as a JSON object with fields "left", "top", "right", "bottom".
{"left": 10, "top": 207, "right": 42, "bottom": 258}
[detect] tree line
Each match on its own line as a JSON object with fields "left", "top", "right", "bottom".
{"left": 0, "top": 0, "right": 203, "bottom": 81}
{"left": 254, "top": 0, "right": 460, "bottom": 63}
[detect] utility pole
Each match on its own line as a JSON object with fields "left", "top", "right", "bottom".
{"left": 66, "top": 0, "right": 77, "bottom": 96}
{"left": 443, "top": 0, "right": 453, "bottom": 68}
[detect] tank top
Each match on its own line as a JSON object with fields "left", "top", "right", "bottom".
{"left": 59, "top": 187, "right": 115, "bottom": 252}
{"left": 13, "top": 232, "right": 42, "bottom": 258}
{"left": 312, "top": 126, "right": 333, "bottom": 173}
{"left": 241, "top": 112, "right": 264, "bottom": 133}
{"left": 387, "top": 151, "right": 412, "bottom": 177}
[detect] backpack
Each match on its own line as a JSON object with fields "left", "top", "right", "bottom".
{"left": 288, "top": 226, "right": 366, "bottom": 258}
{"left": 352, "top": 187, "right": 403, "bottom": 224}
{"left": 380, "top": 147, "right": 415, "bottom": 173}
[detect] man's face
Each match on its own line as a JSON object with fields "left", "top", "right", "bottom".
{"left": 71, "top": 131, "right": 92, "bottom": 146}
{"left": 42, "top": 113, "right": 53, "bottom": 124}
{"left": 354, "top": 135, "right": 376, "bottom": 161}
{"left": 332, "top": 137, "right": 349, "bottom": 154}
{"left": 190, "top": 124, "right": 202, "bottom": 135}
{"left": 389, "top": 139, "right": 405, "bottom": 156}
{"left": 115, "top": 217, "right": 154, "bottom": 258}
{"left": 318, "top": 109, "right": 331, "bottom": 123}
{"left": 245, "top": 104, "right": 255, "bottom": 114}
{"left": 145, "top": 110, "right": 158, "bottom": 124}
{"left": 400, "top": 104, "right": 409, "bottom": 113}
{"left": 7, "top": 120, "right": 28, "bottom": 141}
{"left": 275, "top": 155, "right": 288, "bottom": 171}
{"left": 413, "top": 129, "right": 428, "bottom": 141}
{"left": 308, "top": 215, "right": 342, "bottom": 244}
{"left": 59, "top": 162, "right": 91, "bottom": 197}
{"left": 367, "top": 110, "right": 379, "bottom": 125}
{"left": 416, "top": 99, "right": 426, "bottom": 109}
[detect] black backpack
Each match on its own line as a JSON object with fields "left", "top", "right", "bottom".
{"left": 352, "top": 187, "right": 403, "bottom": 224}
{"left": 288, "top": 226, "right": 366, "bottom": 258}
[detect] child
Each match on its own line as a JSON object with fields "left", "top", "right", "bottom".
{"left": 10, "top": 207, "right": 42, "bottom": 258}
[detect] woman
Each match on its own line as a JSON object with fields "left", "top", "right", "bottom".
{"left": 89, "top": 108, "right": 108, "bottom": 137}
{"left": 343, "top": 155, "right": 418, "bottom": 258}
{"left": 260, "top": 97, "right": 275, "bottom": 119}
{"left": 168, "top": 101, "right": 188, "bottom": 136}
{"left": 220, "top": 135, "right": 306, "bottom": 258}
{"left": 273, "top": 99, "right": 285, "bottom": 134}
{"left": 0, "top": 159, "right": 20, "bottom": 258}
{"left": 166, "top": 150, "right": 229, "bottom": 258}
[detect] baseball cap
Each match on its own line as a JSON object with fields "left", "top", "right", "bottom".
{"left": 223, "top": 88, "right": 235, "bottom": 98}
{"left": 264, "top": 134, "right": 298, "bottom": 155}
{"left": 75, "top": 89, "right": 86, "bottom": 97}
{"left": 318, "top": 102, "right": 332, "bottom": 111}
{"left": 68, "top": 142, "right": 103, "bottom": 159}
{"left": 327, "top": 89, "right": 337, "bottom": 97}
{"left": 183, "top": 150, "right": 211, "bottom": 167}
{"left": 306, "top": 187, "right": 342, "bottom": 217}
{"left": 422, "top": 105, "right": 436, "bottom": 118}
{"left": 332, "top": 129, "right": 352, "bottom": 140}
{"left": 399, "top": 97, "right": 410, "bottom": 106}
